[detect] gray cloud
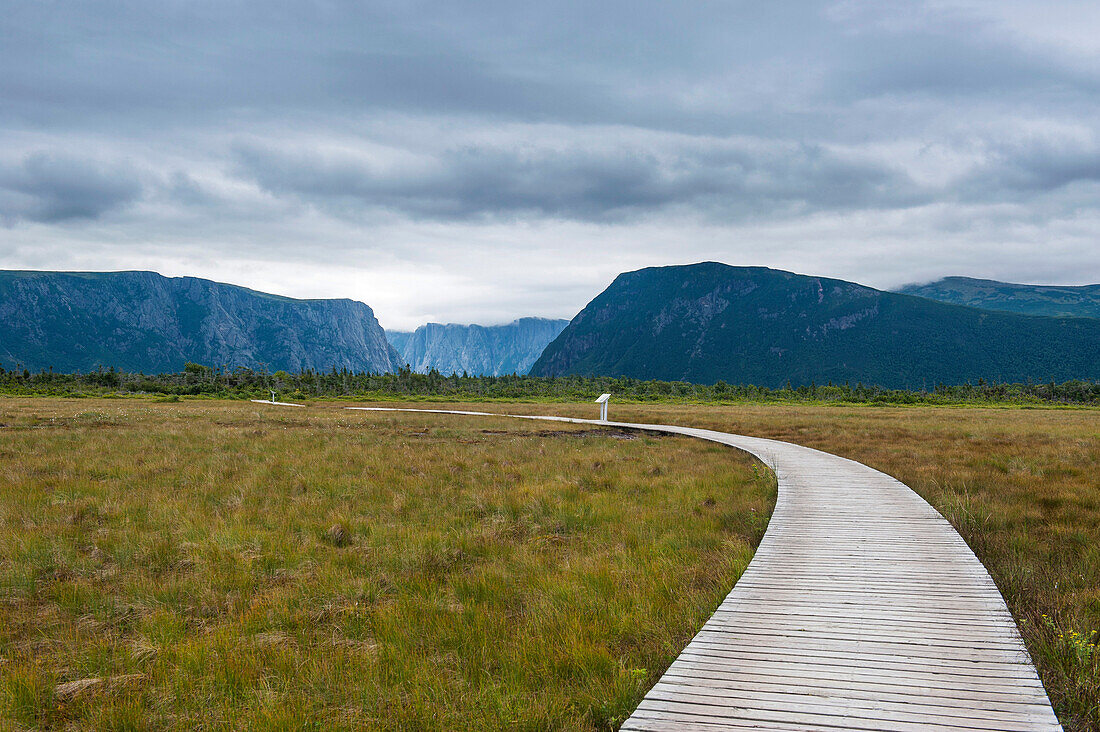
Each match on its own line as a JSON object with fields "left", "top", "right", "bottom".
{"left": 984, "top": 141, "right": 1100, "bottom": 194}
{"left": 0, "top": 152, "right": 144, "bottom": 223}
{"left": 0, "top": 0, "right": 1099, "bottom": 328}
{"left": 233, "top": 131, "right": 926, "bottom": 222}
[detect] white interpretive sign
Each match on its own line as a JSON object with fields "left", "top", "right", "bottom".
{"left": 595, "top": 393, "right": 611, "bottom": 421}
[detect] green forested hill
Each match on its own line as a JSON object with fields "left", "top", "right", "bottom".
{"left": 897, "top": 276, "right": 1100, "bottom": 318}
{"left": 0, "top": 270, "right": 402, "bottom": 374}
{"left": 530, "top": 263, "right": 1100, "bottom": 388}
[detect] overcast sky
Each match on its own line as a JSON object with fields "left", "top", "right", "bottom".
{"left": 3, "top": 1, "right": 1100, "bottom": 329}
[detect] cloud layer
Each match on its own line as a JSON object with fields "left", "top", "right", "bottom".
{"left": 2, "top": 0, "right": 1099, "bottom": 328}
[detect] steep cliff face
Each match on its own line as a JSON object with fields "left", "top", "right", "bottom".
{"left": 0, "top": 270, "right": 403, "bottom": 373}
{"left": 385, "top": 330, "right": 414, "bottom": 355}
{"left": 388, "top": 318, "right": 569, "bottom": 376}
{"left": 897, "top": 276, "right": 1100, "bottom": 319}
{"left": 530, "top": 262, "right": 1100, "bottom": 387}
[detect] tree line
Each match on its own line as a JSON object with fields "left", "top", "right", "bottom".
{"left": 0, "top": 362, "right": 1097, "bottom": 405}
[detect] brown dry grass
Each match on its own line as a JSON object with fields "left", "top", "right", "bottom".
{"left": 0, "top": 398, "right": 774, "bottom": 730}
{"left": 4, "top": 396, "right": 1097, "bottom": 728}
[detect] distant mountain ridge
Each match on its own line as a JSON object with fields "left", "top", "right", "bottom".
{"left": 530, "top": 263, "right": 1100, "bottom": 387}
{"left": 385, "top": 330, "right": 414, "bottom": 355}
{"left": 0, "top": 270, "right": 402, "bottom": 374}
{"left": 896, "top": 276, "right": 1100, "bottom": 318}
{"left": 387, "top": 318, "right": 569, "bottom": 376}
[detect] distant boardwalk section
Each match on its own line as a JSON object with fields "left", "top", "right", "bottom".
{"left": 345, "top": 407, "right": 1062, "bottom": 731}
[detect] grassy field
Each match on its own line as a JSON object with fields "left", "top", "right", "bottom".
{"left": 0, "top": 399, "right": 774, "bottom": 730}
{"left": 417, "top": 400, "right": 1099, "bottom": 730}
{"left": 3, "top": 398, "right": 1097, "bottom": 729}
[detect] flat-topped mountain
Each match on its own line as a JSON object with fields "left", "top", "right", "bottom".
{"left": 385, "top": 330, "right": 415, "bottom": 355}
{"left": 897, "top": 276, "right": 1100, "bottom": 319}
{"left": 0, "top": 270, "right": 402, "bottom": 374}
{"left": 388, "top": 318, "right": 569, "bottom": 376}
{"left": 529, "top": 263, "right": 1100, "bottom": 387}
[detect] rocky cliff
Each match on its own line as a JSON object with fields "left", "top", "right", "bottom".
{"left": 0, "top": 270, "right": 403, "bottom": 373}
{"left": 388, "top": 318, "right": 569, "bottom": 376}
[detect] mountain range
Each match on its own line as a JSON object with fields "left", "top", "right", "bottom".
{"left": 387, "top": 318, "right": 569, "bottom": 376}
{"left": 896, "top": 276, "right": 1100, "bottom": 319}
{"left": 0, "top": 270, "right": 401, "bottom": 374}
{"left": 3, "top": 266, "right": 1099, "bottom": 386}
{"left": 530, "top": 263, "right": 1100, "bottom": 388}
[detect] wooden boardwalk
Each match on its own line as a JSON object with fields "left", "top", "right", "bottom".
{"left": 346, "top": 407, "right": 1062, "bottom": 731}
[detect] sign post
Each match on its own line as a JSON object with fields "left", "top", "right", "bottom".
{"left": 595, "top": 393, "right": 611, "bottom": 422}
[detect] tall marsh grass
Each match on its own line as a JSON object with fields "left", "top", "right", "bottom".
{"left": 0, "top": 399, "right": 774, "bottom": 730}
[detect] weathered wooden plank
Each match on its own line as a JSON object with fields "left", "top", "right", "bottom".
{"left": 690, "top": 625, "right": 1025, "bottom": 651}
{"left": 345, "top": 406, "right": 1062, "bottom": 731}
{"left": 630, "top": 698, "right": 1061, "bottom": 732}
{"left": 656, "top": 668, "right": 1050, "bottom": 707}
{"left": 665, "top": 656, "right": 1049, "bottom": 695}
{"left": 640, "top": 685, "right": 1060, "bottom": 726}
{"left": 674, "top": 646, "right": 1040, "bottom": 678}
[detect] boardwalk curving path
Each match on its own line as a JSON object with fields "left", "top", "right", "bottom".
{"left": 345, "top": 407, "right": 1062, "bottom": 731}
